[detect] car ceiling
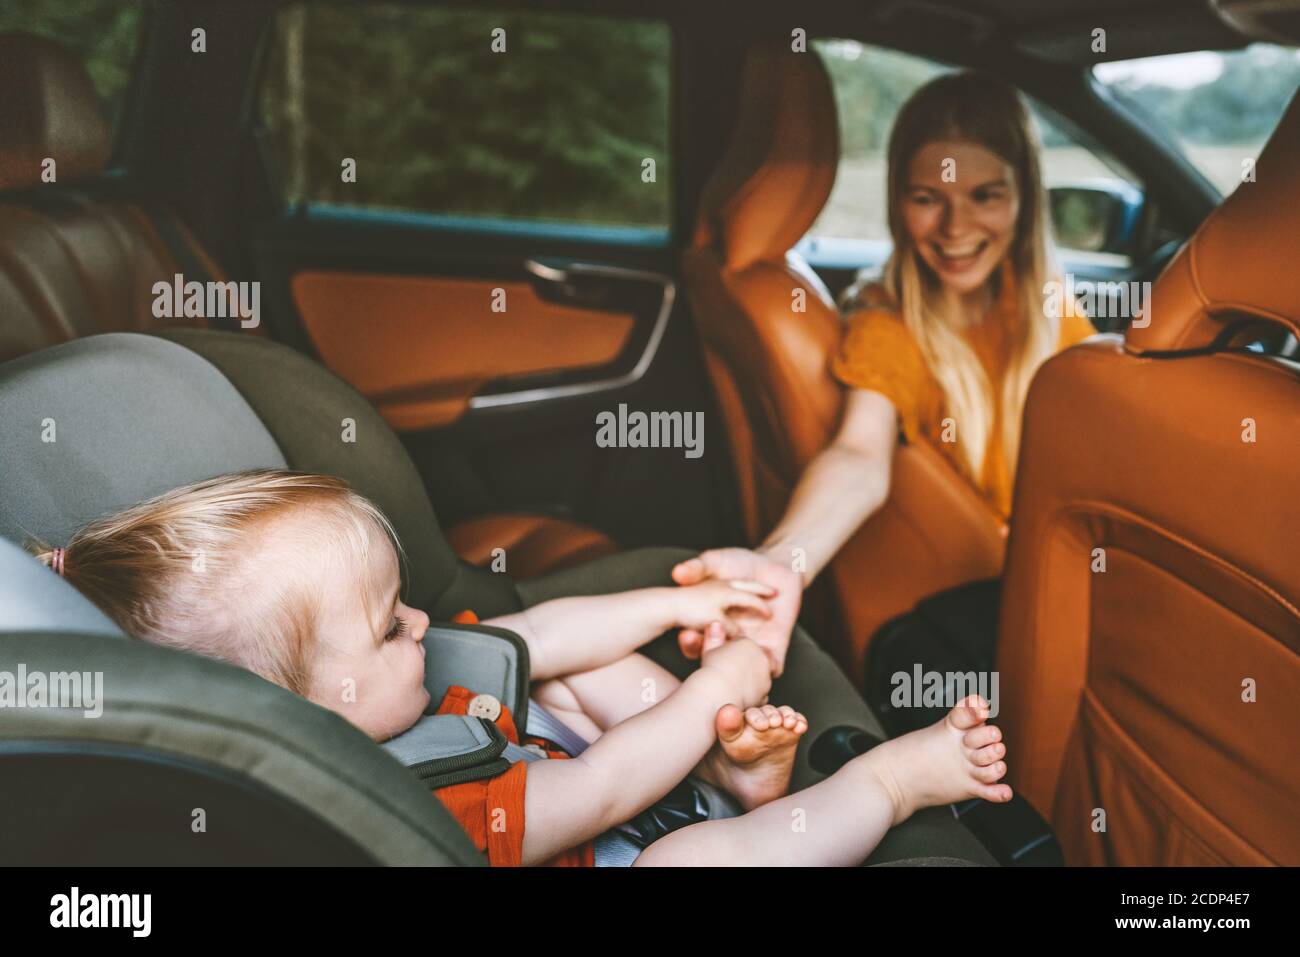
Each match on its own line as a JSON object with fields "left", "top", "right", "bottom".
{"left": 472, "top": 0, "right": 1295, "bottom": 60}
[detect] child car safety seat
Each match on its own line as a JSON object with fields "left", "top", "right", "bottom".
{"left": 0, "top": 329, "right": 997, "bottom": 865}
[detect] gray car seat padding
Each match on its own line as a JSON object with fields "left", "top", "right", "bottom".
{"left": 422, "top": 623, "right": 530, "bottom": 723}
{"left": 154, "top": 328, "right": 513, "bottom": 618}
{"left": 382, "top": 713, "right": 506, "bottom": 779}
{"left": 0, "top": 333, "right": 286, "bottom": 549}
{"left": 0, "top": 536, "right": 122, "bottom": 637}
{"left": 0, "top": 631, "right": 485, "bottom": 866}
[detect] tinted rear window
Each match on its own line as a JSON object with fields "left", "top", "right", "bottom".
{"left": 257, "top": 3, "right": 672, "bottom": 232}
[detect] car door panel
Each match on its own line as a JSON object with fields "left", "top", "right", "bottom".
{"left": 249, "top": 212, "right": 738, "bottom": 553}
{"left": 291, "top": 270, "right": 637, "bottom": 431}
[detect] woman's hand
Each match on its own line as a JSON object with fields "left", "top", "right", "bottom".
{"left": 671, "top": 547, "right": 802, "bottom": 676}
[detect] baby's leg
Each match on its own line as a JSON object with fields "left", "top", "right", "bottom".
{"left": 532, "top": 652, "right": 682, "bottom": 744}
{"left": 534, "top": 657, "right": 803, "bottom": 809}
{"left": 633, "top": 696, "right": 1012, "bottom": 866}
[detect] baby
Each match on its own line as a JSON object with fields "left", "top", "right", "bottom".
{"left": 35, "top": 469, "right": 1011, "bottom": 866}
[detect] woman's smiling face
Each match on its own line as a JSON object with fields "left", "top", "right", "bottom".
{"left": 901, "top": 139, "right": 1020, "bottom": 296}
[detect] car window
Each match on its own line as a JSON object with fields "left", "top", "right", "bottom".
{"left": 808, "top": 42, "right": 944, "bottom": 243}
{"left": 256, "top": 3, "right": 672, "bottom": 234}
{"left": 808, "top": 39, "right": 1139, "bottom": 263}
{"left": 0, "top": 0, "right": 144, "bottom": 137}
{"left": 1093, "top": 43, "right": 1300, "bottom": 197}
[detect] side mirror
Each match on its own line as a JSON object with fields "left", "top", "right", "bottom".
{"left": 1049, "top": 180, "right": 1144, "bottom": 258}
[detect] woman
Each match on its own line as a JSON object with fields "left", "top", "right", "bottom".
{"left": 674, "top": 72, "right": 1096, "bottom": 668}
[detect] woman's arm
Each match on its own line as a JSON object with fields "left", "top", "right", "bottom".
{"left": 758, "top": 388, "right": 899, "bottom": 587}
{"left": 670, "top": 389, "right": 899, "bottom": 669}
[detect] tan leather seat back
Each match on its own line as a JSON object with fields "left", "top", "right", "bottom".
{"left": 683, "top": 42, "right": 1004, "bottom": 679}
{"left": 999, "top": 93, "right": 1300, "bottom": 866}
{"left": 0, "top": 32, "right": 229, "bottom": 364}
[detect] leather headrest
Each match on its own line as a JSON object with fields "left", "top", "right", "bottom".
{"left": 0, "top": 32, "right": 111, "bottom": 191}
{"left": 692, "top": 42, "right": 839, "bottom": 271}
{"left": 1129, "top": 89, "right": 1300, "bottom": 353}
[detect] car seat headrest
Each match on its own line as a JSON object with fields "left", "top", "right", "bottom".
{"left": 1129, "top": 89, "right": 1300, "bottom": 354}
{"left": 0, "top": 32, "right": 111, "bottom": 191}
{"left": 691, "top": 40, "right": 839, "bottom": 273}
{"left": 0, "top": 333, "right": 286, "bottom": 547}
{"left": 0, "top": 536, "right": 122, "bottom": 637}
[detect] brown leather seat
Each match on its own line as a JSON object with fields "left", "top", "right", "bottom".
{"left": 998, "top": 93, "right": 1300, "bottom": 865}
{"left": 0, "top": 31, "right": 617, "bottom": 579}
{"left": 0, "top": 33, "right": 232, "bottom": 362}
{"left": 445, "top": 513, "right": 619, "bottom": 580}
{"left": 682, "top": 41, "right": 1004, "bottom": 683}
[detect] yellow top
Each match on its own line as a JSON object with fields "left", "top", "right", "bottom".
{"left": 830, "top": 269, "right": 1096, "bottom": 520}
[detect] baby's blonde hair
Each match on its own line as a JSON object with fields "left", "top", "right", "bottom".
{"left": 28, "top": 469, "right": 403, "bottom": 697}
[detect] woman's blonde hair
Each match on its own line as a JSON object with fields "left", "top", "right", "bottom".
{"left": 28, "top": 469, "right": 403, "bottom": 697}
{"left": 842, "top": 72, "right": 1060, "bottom": 479}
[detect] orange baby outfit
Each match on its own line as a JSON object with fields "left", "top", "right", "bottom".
{"left": 431, "top": 610, "right": 594, "bottom": 867}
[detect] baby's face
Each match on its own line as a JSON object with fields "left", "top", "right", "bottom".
{"left": 308, "top": 531, "right": 431, "bottom": 741}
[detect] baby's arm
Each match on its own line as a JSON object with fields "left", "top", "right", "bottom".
{"left": 486, "top": 582, "right": 770, "bottom": 682}
{"left": 517, "top": 638, "right": 771, "bottom": 865}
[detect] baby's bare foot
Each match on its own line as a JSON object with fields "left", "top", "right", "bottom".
{"left": 704, "top": 703, "right": 808, "bottom": 811}
{"left": 861, "top": 695, "right": 1013, "bottom": 826}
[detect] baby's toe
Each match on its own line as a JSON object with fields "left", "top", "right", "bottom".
{"left": 973, "top": 760, "right": 1007, "bottom": 784}
{"left": 745, "top": 706, "right": 770, "bottom": 731}
{"left": 963, "top": 724, "right": 1002, "bottom": 749}
{"left": 978, "top": 782, "right": 1014, "bottom": 803}
{"left": 946, "top": 695, "right": 990, "bottom": 732}
{"left": 715, "top": 703, "right": 746, "bottom": 741}
{"left": 761, "top": 704, "right": 781, "bottom": 726}
{"left": 971, "top": 742, "right": 1006, "bottom": 767}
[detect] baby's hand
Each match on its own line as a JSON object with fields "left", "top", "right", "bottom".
{"left": 672, "top": 578, "right": 772, "bottom": 637}
{"left": 699, "top": 634, "right": 772, "bottom": 709}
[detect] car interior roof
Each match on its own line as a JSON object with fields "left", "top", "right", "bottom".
{"left": 451, "top": 0, "right": 1269, "bottom": 59}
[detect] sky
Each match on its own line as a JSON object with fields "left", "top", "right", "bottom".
{"left": 1093, "top": 51, "right": 1224, "bottom": 88}
{"left": 1093, "top": 43, "right": 1300, "bottom": 88}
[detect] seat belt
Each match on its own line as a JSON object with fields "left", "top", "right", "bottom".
{"left": 523, "top": 701, "right": 594, "bottom": 757}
